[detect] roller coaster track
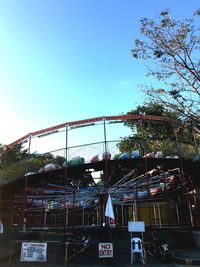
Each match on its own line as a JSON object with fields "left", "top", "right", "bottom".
{"left": 1, "top": 115, "right": 200, "bottom": 231}
{"left": 0, "top": 114, "right": 199, "bottom": 158}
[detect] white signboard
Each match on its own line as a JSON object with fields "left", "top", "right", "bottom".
{"left": 20, "top": 242, "right": 47, "bottom": 262}
{"left": 98, "top": 243, "right": 113, "bottom": 258}
{"left": 128, "top": 221, "right": 145, "bottom": 232}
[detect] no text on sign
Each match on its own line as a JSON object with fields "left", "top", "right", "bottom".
{"left": 98, "top": 243, "right": 113, "bottom": 258}
{"left": 128, "top": 221, "right": 145, "bottom": 232}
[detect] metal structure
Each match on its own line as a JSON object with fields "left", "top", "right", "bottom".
{"left": 0, "top": 114, "right": 200, "bottom": 232}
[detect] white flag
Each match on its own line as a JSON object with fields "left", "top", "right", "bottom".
{"left": 105, "top": 194, "right": 115, "bottom": 220}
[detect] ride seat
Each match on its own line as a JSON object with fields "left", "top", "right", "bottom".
{"left": 130, "top": 237, "right": 145, "bottom": 264}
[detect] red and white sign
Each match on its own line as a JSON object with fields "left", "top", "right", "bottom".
{"left": 98, "top": 243, "right": 113, "bottom": 258}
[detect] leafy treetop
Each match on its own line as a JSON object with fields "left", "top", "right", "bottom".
{"left": 132, "top": 9, "right": 200, "bottom": 127}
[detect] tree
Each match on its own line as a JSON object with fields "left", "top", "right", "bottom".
{"left": 132, "top": 10, "right": 200, "bottom": 127}
{"left": 117, "top": 102, "right": 197, "bottom": 158}
{"left": 0, "top": 143, "right": 66, "bottom": 182}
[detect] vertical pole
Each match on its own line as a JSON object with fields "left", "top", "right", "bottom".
{"left": 0, "top": 148, "right": 7, "bottom": 229}
{"left": 121, "top": 203, "right": 124, "bottom": 227}
{"left": 103, "top": 117, "right": 108, "bottom": 193}
{"left": 140, "top": 115, "right": 146, "bottom": 157}
{"left": 41, "top": 187, "right": 45, "bottom": 228}
{"left": 166, "top": 202, "right": 171, "bottom": 226}
{"left": 0, "top": 148, "right": 7, "bottom": 201}
{"left": 44, "top": 208, "right": 47, "bottom": 227}
{"left": 103, "top": 117, "right": 108, "bottom": 227}
{"left": 140, "top": 116, "right": 148, "bottom": 172}
{"left": 64, "top": 124, "right": 68, "bottom": 227}
{"left": 72, "top": 182, "right": 76, "bottom": 227}
{"left": 175, "top": 203, "right": 180, "bottom": 225}
{"left": 22, "top": 133, "right": 32, "bottom": 231}
{"left": 0, "top": 148, "right": 7, "bottom": 219}
{"left": 134, "top": 200, "right": 137, "bottom": 221}
{"left": 153, "top": 204, "right": 157, "bottom": 226}
{"left": 64, "top": 124, "right": 68, "bottom": 265}
{"left": 54, "top": 213, "right": 56, "bottom": 226}
{"left": 132, "top": 204, "right": 135, "bottom": 221}
{"left": 66, "top": 207, "right": 69, "bottom": 226}
{"left": 149, "top": 202, "right": 152, "bottom": 226}
{"left": 27, "top": 134, "right": 32, "bottom": 171}
{"left": 157, "top": 203, "right": 162, "bottom": 227}
{"left": 82, "top": 205, "right": 84, "bottom": 226}
{"left": 103, "top": 118, "right": 113, "bottom": 242}
{"left": 96, "top": 205, "right": 99, "bottom": 225}
{"left": 188, "top": 198, "right": 194, "bottom": 227}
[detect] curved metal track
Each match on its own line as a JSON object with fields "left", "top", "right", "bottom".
{"left": 1, "top": 114, "right": 197, "bottom": 156}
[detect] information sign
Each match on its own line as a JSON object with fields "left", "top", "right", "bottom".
{"left": 98, "top": 242, "right": 113, "bottom": 258}
{"left": 128, "top": 221, "right": 145, "bottom": 232}
{"left": 20, "top": 242, "right": 47, "bottom": 262}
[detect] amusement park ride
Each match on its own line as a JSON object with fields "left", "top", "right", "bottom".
{"left": 0, "top": 114, "right": 200, "bottom": 259}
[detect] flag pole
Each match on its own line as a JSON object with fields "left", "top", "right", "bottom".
{"left": 105, "top": 194, "right": 116, "bottom": 241}
{"left": 103, "top": 117, "right": 109, "bottom": 227}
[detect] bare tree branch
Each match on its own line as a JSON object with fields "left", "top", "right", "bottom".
{"left": 132, "top": 10, "right": 200, "bottom": 126}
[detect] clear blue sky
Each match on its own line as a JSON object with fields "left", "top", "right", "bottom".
{"left": 0, "top": 0, "right": 199, "bottom": 145}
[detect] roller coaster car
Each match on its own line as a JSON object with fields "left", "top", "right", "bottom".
{"left": 69, "top": 156, "right": 85, "bottom": 166}
{"left": 44, "top": 163, "right": 61, "bottom": 171}
{"left": 155, "top": 151, "right": 163, "bottom": 158}
{"left": 39, "top": 163, "right": 61, "bottom": 172}
{"left": 150, "top": 187, "right": 162, "bottom": 196}
{"left": 131, "top": 150, "right": 140, "bottom": 158}
{"left": 122, "top": 194, "right": 137, "bottom": 202}
{"left": 102, "top": 152, "right": 111, "bottom": 160}
{"left": 62, "top": 161, "right": 70, "bottom": 167}
{"left": 117, "top": 150, "right": 141, "bottom": 159}
{"left": 119, "top": 152, "right": 130, "bottom": 160}
{"left": 25, "top": 172, "right": 36, "bottom": 176}
{"left": 91, "top": 152, "right": 111, "bottom": 162}
{"left": 143, "top": 152, "right": 155, "bottom": 158}
{"left": 166, "top": 155, "right": 178, "bottom": 159}
{"left": 90, "top": 155, "right": 99, "bottom": 163}
{"left": 143, "top": 151, "right": 163, "bottom": 158}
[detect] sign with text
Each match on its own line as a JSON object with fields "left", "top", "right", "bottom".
{"left": 128, "top": 221, "right": 145, "bottom": 232}
{"left": 98, "top": 243, "right": 113, "bottom": 258}
{"left": 20, "top": 242, "right": 47, "bottom": 262}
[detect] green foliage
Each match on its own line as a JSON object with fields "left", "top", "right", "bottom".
{"left": 117, "top": 102, "right": 196, "bottom": 157}
{"left": 0, "top": 145, "right": 66, "bottom": 182}
{"left": 132, "top": 9, "right": 200, "bottom": 127}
